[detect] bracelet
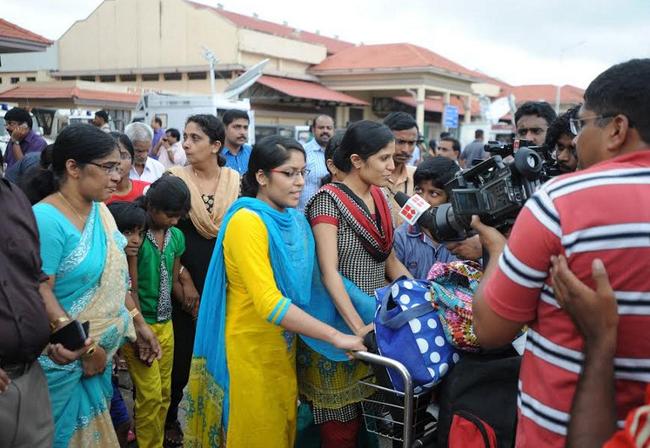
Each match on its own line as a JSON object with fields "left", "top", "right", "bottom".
{"left": 179, "top": 266, "right": 185, "bottom": 276}
{"left": 50, "top": 315, "right": 71, "bottom": 332}
{"left": 82, "top": 343, "right": 97, "bottom": 359}
{"left": 129, "top": 308, "right": 141, "bottom": 319}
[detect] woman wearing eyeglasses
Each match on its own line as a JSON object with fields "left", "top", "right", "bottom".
{"left": 184, "top": 135, "right": 365, "bottom": 448}
{"left": 27, "top": 124, "right": 158, "bottom": 447}
{"left": 162, "top": 114, "right": 240, "bottom": 446}
{"left": 298, "top": 120, "right": 412, "bottom": 447}
{"left": 105, "top": 132, "right": 150, "bottom": 204}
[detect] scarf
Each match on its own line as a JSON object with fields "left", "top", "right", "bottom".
{"left": 312, "top": 182, "right": 394, "bottom": 261}
{"left": 167, "top": 166, "right": 240, "bottom": 239}
{"left": 186, "top": 197, "right": 376, "bottom": 447}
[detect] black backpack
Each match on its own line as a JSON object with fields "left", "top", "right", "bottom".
{"left": 434, "top": 347, "right": 521, "bottom": 448}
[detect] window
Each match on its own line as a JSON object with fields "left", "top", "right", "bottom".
{"left": 163, "top": 72, "right": 182, "bottom": 81}
{"left": 79, "top": 75, "right": 95, "bottom": 82}
{"left": 187, "top": 71, "right": 207, "bottom": 80}
{"left": 11, "top": 77, "right": 19, "bottom": 84}
{"left": 119, "top": 74, "right": 136, "bottom": 82}
{"left": 142, "top": 73, "right": 159, "bottom": 81}
{"left": 26, "top": 77, "right": 36, "bottom": 82}
{"left": 61, "top": 76, "right": 76, "bottom": 81}
{"left": 349, "top": 107, "right": 364, "bottom": 123}
{"left": 99, "top": 75, "right": 116, "bottom": 82}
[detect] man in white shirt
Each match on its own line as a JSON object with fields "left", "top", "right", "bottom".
{"left": 151, "top": 128, "right": 186, "bottom": 169}
{"left": 298, "top": 115, "right": 335, "bottom": 212}
{"left": 125, "top": 122, "right": 165, "bottom": 182}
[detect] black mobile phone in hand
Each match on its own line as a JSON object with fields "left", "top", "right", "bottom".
{"left": 49, "top": 320, "right": 90, "bottom": 351}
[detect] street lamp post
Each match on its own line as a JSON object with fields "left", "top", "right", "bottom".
{"left": 202, "top": 46, "right": 219, "bottom": 108}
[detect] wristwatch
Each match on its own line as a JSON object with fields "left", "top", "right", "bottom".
{"left": 11, "top": 140, "right": 20, "bottom": 146}
{"left": 50, "top": 316, "right": 71, "bottom": 332}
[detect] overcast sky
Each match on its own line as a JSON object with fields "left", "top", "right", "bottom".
{"left": 4, "top": 0, "right": 649, "bottom": 88}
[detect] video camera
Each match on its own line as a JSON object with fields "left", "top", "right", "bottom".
{"left": 395, "top": 140, "right": 558, "bottom": 242}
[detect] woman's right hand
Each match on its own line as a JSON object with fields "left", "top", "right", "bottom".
{"left": 82, "top": 345, "right": 108, "bottom": 377}
{"left": 333, "top": 332, "right": 367, "bottom": 353}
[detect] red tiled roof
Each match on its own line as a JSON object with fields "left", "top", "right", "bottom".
{"left": 185, "top": 1, "right": 353, "bottom": 54}
{"left": 257, "top": 76, "right": 368, "bottom": 105}
{"left": 0, "top": 84, "right": 139, "bottom": 104}
{"left": 0, "top": 18, "right": 52, "bottom": 45}
{"left": 504, "top": 84, "right": 584, "bottom": 105}
{"left": 311, "top": 43, "right": 481, "bottom": 79}
{"left": 393, "top": 95, "right": 480, "bottom": 116}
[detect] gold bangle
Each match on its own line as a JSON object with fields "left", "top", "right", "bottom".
{"left": 129, "top": 308, "right": 141, "bottom": 319}
{"left": 82, "top": 343, "right": 97, "bottom": 359}
{"left": 50, "top": 316, "right": 70, "bottom": 332}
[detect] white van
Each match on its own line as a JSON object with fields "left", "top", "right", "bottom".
{"left": 131, "top": 93, "right": 256, "bottom": 144}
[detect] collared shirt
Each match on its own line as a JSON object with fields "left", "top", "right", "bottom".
{"left": 100, "top": 123, "right": 111, "bottom": 133}
{"left": 384, "top": 164, "right": 416, "bottom": 227}
{"left": 4, "top": 129, "right": 48, "bottom": 169}
{"left": 137, "top": 227, "right": 185, "bottom": 324}
{"left": 483, "top": 150, "right": 650, "bottom": 447}
{"left": 222, "top": 143, "right": 252, "bottom": 175}
{"left": 129, "top": 157, "right": 166, "bottom": 183}
{"left": 157, "top": 141, "right": 187, "bottom": 169}
{"left": 0, "top": 179, "right": 50, "bottom": 364}
{"left": 298, "top": 138, "right": 329, "bottom": 212}
{"left": 151, "top": 127, "right": 165, "bottom": 151}
{"left": 393, "top": 222, "right": 457, "bottom": 279}
{"left": 461, "top": 139, "right": 487, "bottom": 166}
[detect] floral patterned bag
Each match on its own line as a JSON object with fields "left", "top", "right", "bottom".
{"left": 427, "top": 261, "right": 483, "bottom": 352}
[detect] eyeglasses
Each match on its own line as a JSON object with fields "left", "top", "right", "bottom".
{"left": 569, "top": 113, "right": 617, "bottom": 135}
{"left": 270, "top": 168, "right": 310, "bottom": 180}
{"left": 395, "top": 139, "right": 417, "bottom": 147}
{"left": 86, "top": 161, "right": 122, "bottom": 175}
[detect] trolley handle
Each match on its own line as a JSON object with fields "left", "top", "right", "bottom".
{"left": 352, "top": 351, "right": 415, "bottom": 447}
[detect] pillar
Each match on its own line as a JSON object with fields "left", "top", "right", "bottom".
{"left": 415, "top": 86, "right": 425, "bottom": 135}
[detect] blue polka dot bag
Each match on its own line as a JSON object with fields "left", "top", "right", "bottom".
{"left": 374, "top": 278, "right": 459, "bottom": 393}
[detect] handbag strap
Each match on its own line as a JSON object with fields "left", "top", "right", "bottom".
{"left": 378, "top": 279, "right": 436, "bottom": 329}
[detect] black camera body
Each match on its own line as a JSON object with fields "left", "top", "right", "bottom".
{"left": 400, "top": 140, "right": 556, "bottom": 242}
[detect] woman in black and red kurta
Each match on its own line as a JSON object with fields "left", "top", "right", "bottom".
{"left": 298, "top": 120, "right": 412, "bottom": 448}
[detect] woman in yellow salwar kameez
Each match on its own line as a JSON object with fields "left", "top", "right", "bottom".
{"left": 184, "top": 135, "right": 365, "bottom": 448}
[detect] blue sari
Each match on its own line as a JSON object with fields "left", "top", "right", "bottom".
{"left": 34, "top": 202, "right": 135, "bottom": 447}
{"left": 186, "top": 198, "right": 375, "bottom": 447}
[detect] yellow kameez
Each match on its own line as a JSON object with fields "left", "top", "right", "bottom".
{"left": 222, "top": 209, "right": 297, "bottom": 447}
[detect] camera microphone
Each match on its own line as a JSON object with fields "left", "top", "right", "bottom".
{"left": 394, "top": 191, "right": 434, "bottom": 227}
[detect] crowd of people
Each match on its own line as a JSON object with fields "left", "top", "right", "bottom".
{"left": 0, "top": 57, "right": 649, "bottom": 448}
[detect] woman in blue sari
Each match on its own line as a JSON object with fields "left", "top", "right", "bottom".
{"left": 185, "top": 136, "right": 366, "bottom": 447}
{"left": 28, "top": 124, "right": 160, "bottom": 447}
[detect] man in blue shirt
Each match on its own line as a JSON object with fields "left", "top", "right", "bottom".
{"left": 298, "top": 114, "right": 334, "bottom": 212}
{"left": 221, "top": 109, "right": 252, "bottom": 175}
{"left": 394, "top": 156, "right": 460, "bottom": 278}
{"left": 3, "top": 107, "right": 47, "bottom": 170}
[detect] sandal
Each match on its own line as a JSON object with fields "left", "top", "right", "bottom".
{"left": 164, "top": 420, "right": 183, "bottom": 447}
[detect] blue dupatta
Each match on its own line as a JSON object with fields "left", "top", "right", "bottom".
{"left": 188, "top": 198, "right": 376, "bottom": 446}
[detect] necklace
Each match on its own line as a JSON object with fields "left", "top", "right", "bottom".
{"left": 57, "top": 191, "right": 87, "bottom": 226}
{"left": 193, "top": 166, "right": 222, "bottom": 194}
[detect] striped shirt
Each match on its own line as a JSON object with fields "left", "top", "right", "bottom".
{"left": 483, "top": 150, "right": 650, "bottom": 447}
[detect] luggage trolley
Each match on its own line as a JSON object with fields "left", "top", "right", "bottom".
{"left": 353, "top": 351, "right": 437, "bottom": 447}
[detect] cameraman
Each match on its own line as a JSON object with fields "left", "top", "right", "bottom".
{"left": 393, "top": 156, "right": 459, "bottom": 278}
{"left": 546, "top": 105, "right": 580, "bottom": 173}
{"left": 515, "top": 101, "right": 557, "bottom": 146}
{"left": 471, "top": 58, "right": 650, "bottom": 448}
